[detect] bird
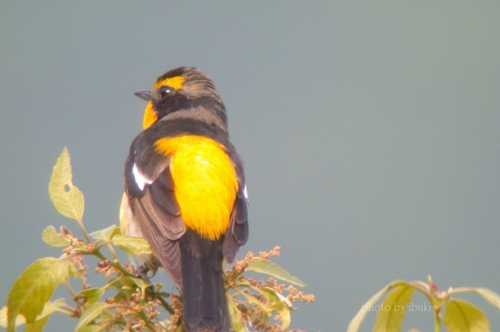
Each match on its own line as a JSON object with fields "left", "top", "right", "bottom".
{"left": 122, "top": 67, "right": 248, "bottom": 332}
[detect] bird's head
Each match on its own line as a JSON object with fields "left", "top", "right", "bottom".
{"left": 135, "top": 67, "right": 227, "bottom": 130}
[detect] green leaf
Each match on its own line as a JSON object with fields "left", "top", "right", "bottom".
{"left": 89, "top": 225, "right": 121, "bottom": 241}
{"left": 111, "top": 234, "right": 152, "bottom": 255}
{"left": 246, "top": 259, "right": 306, "bottom": 287}
{"left": 372, "top": 284, "right": 414, "bottom": 332}
{"left": 74, "top": 288, "right": 106, "bottom": 306}
{"left": 347, "top": 280, "right": 407, "bottom": 332}
{"left": 75, "top": 302, "right": 111, "bottom": 332}
{"left": 48, "top": 147, "right": 84, "bottom": 221}
{"left": 42, "top": 226, "right": 71, "bottom": 247}
{"left": 7, "top": 258, "right": 69, "bottom": 331}
{"left": 444, "top": 299, "right": 489, "bottom": 332}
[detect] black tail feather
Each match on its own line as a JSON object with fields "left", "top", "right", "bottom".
{"left": 180, "top": 230, "right": 229, "bottom": 332}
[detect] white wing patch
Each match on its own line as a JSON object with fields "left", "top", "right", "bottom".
{"left": 243, "top": 184, "right": 249, "bottom": 203}
{"left": 132, "top": 163, "right": 153, "bottom": 190}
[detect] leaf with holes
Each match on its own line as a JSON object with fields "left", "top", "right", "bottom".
{"left": 74, "top": 288, "right": 107, "bottom": 306}
{"left": 48, "top": 147, "right": 84, "bottom": 221}
{"left": 42, "top": 226, "right": 71, "bottom": 247}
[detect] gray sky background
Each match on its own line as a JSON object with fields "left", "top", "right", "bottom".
{"left": 1, "top": 2, "right": 500, "bottom": 331}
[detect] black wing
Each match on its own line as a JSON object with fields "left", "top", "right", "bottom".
{"left": 125, "top": 149, "right": 186, "bottom": 284}
{"left": 222, "top": 149, "right": 249, "bottom": 263}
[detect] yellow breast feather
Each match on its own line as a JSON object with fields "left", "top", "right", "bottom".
{"left": 155, "top": 135, "right": 237, "bottom": 240}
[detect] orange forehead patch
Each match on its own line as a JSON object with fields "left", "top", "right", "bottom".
{"left": 153, "top": 76, "right": 185, "bottom": 90}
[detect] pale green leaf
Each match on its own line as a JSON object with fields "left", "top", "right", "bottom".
{"left": 53, "top": 260, "right": 72, "bottom": 283}
{"left": 236, "top": 288, "right": 290, "bottom": 329}
{"left": 347, "top": 280, "right": 407, "bottom": 332}
{"left": 119, "top": 192, "right": 133, "bottom": 235}
{"left": 112, "top": 234, "right": 152, "bottom": 255}
{"left": 372, "top": 284, "right": 414, "bottom": 332}
{"left": 456, "top": 288, "right": 500, "bottom": 312}
{"left": 75, "top": 302, "right": 111, "bottom": 332}
{"left": 444, "top": 299, "right": 490, "bottom": 332}
{"left": 7, "top": 258, "right": 68, "bottom": 331}
{"left": 0, "top": 298, "right": 66, "bottom": 332}
{"left": 0, "top": 306, "right": 25, "bottom": 328}
{"left": 48, "top": 147, "right": 84, "bottom": 221}
{"left": 475, "top": 288, "right": 500, "bottom": 311}
{"left": 246, "top": 259, "right": 306, "bottom": 287}
{"left": 260, "top": 288, "right": 292, "bottom": 330}
{"left": 238, "top": 290, "right": 273, "bottom": 316}
{"left": 42, "top": 226, "right": 71, "bottom": 247}
{"left": 129, "top": 276, "right": 151, "bottom": 295}
{"left": 261, "top": 287, "right": 294, "bottom": 309}
{"left": 0, "top": 306, "right": 7, "bottom": 327}
{"left": 68, "top": 260, "right": 85, "bottom": 280}
{"left": 107, "top": 276, "right": 151, "bottom": 300}
{"left": 277, "top": 305, "right": 291, "bottom": 331}
{"left": 35, "top": 298, "right": 66, "bottom": 322}
{"left": 89, "top": 225, "right": 121, "bottom": 241}
{"left": 78, "top": 325, "right": 104, "bottom": 332}
{"left": 153, "top": 282, "right": 164, "bottom": 294}
{"left": 74, "top": 277, "right": 145, "bottom": 307}
{"left": 227, "top": 297, "right": 247, "bottom": 332}
{"left": 23, "top": 315, "right": 50, "bottom": 332}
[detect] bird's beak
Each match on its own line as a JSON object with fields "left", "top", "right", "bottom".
{"left": 134, "top": 90, "right": 153, "bottom": 101}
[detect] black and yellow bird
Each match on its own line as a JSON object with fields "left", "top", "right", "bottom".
{"left": 122, "top": 67, "right": 248, "bottom": 332}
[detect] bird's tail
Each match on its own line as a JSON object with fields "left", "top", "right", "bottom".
{"left": 180, "top": 230, "right": 230, "bottom": 332}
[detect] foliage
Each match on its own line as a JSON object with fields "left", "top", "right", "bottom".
{"left": 348, "top": 276, "right": 500, "bottom": 332}
{"left": 1, "top": 148, "right": 314, "bottom": 332}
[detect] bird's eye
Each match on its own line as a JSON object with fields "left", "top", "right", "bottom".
{"left": 160, "top": 86, "right": 173, "bottom": 98}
